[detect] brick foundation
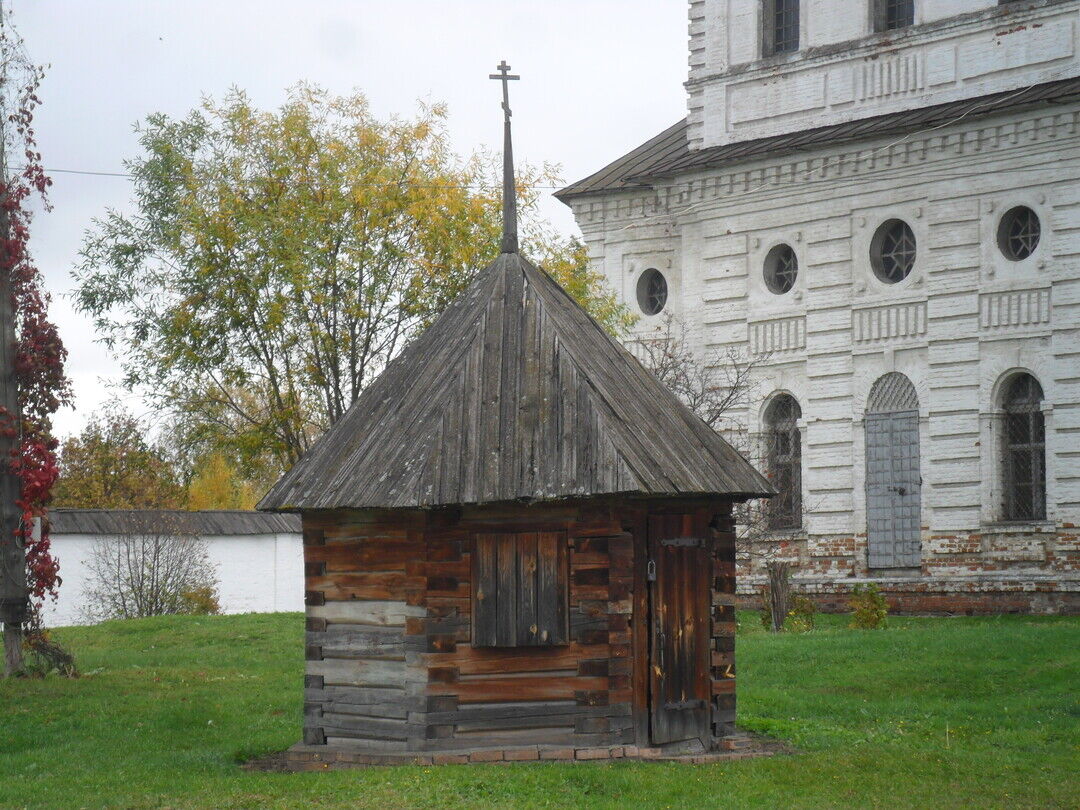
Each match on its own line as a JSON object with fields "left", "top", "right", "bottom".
{"left": 258, "top": 732, "right": 789, "bottom": 771}
{"left": 736, "top": 575, "right": 1079, "bottom": 615}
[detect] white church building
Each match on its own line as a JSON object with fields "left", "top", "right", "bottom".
{"left": 559, "top": 0, "right": 1080, "bottom": 612}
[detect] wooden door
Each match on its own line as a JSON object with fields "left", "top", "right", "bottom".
{"left": 647, "top": 513, "right": 711, "bottom": 746}
{"left": 865, "top": 410, "right": 921, "bottom": 568}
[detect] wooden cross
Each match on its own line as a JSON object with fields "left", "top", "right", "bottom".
{"left": 489, "top": 60, "right": 520, "bottom": 118}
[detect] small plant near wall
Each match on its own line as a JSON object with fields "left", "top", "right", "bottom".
{"left": 179, "top": 586, "right": 221, "bottom": 616}
{"left": 849, "top": 583, "right": 889, "bottom": 629}
{"left": 760, "top": 586, "right": 817, "bottom": 633}
{"left": 785, "top": 595, "right": 817, "bottom": 633}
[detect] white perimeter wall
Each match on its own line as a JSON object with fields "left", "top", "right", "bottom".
{"left": 39, "top": 532, "right": 304, "bottom": 627}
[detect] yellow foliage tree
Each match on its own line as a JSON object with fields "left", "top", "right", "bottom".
{"left": 186, "top": 453, "right": 258, "bottom": 510}
{"left": 74, "top": 85, "right": 630, "bottom": 476}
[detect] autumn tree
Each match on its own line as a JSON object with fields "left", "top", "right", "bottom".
{"left": 186, "top": 452, "right": 259, "bottom": 510}
{"left": 53, "top": 404, "right": 184, "bottom": 510}
{"left": 73, "top": 85, "right": 629, "bottom": 476}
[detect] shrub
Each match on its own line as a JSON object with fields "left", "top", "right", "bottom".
{"left": 761, "top": 588, "right": 817, "bottom": 633}
{"left": 179, "top": 586, "right": 221, "bottom": 616}
{"left": 81, "top": 520, "right": 220, "bottom": 621}
{"left": 849, "top": 583, "right": 889, "bottom": 629}
{"left": 784, "top": 594, "right": 817, "bottom": 633}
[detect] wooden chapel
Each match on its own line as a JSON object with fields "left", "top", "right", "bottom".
{"left": 259, "top": 63, "right": 772, "bottom": 766}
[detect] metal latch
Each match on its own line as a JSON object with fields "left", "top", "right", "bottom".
{"left": 647, "top": 559, "right": 656, "bottom": 581}
{"left": 664, "top": 699, "right": 707, "bottom": 711}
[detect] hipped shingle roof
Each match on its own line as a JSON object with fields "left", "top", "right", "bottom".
{"left": 259, "top": 253, "right": 772, "bottom": 511}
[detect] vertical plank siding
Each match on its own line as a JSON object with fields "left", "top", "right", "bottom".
{"left": 301, "top": 498, "right": 738, "bottom": 754}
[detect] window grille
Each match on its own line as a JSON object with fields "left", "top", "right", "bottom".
{"left": 1002, "top": 374, "right": 1046, "bottom": 522}
{"left": 765, "top": 394, "right": 802, "bottom": 530}
{"left": 764, "top": 244, "right": 798, "bottom": 294}
{"left": 867, "top": 372, "right": 919, "bottom": 414}
{"left": 763, "top": 0, "right": 800, "bottom": 56}
{"left": 637, "top": 268, "right": 668, "bottom": 316}
{"left": 870, "top": 219, "right": 917, "bottom": 283}
{"left": 997, "top": 206, "right": 1041, "bottom": 261}
{"left": 875, "top": 0, "right": 914, "bottom": 32}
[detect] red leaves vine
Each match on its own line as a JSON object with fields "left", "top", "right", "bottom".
{"left": 1, "top": 44, "right": 71, "bottom": 608}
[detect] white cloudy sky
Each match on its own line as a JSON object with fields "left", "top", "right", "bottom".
{"left": 16, "top": 0, "right": 688, "bottom": 439}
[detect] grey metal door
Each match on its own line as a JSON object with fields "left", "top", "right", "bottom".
{"left": 865, "top": 410, "right": 921, "bottom": 568}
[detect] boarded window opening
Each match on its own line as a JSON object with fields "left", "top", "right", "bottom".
{"left": 472, "top": 532, "right": 568, "bottom": 647}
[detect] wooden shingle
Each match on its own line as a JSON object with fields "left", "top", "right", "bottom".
{"left": 259, "top": 253, "right": 771, "bottom": 511}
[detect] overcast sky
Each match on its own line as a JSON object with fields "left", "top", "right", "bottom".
{"left": 15, "top": 0, "right": 688, "bottom": 439}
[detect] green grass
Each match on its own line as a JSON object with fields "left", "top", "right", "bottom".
{"left": 2, "top": 612, "right": 1077, "bottom": 809}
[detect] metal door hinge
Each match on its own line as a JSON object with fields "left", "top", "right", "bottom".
{"left": 647, "top": 559, "right": 656, "bottom": 581}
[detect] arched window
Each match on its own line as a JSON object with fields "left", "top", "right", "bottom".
{"left": 764, "top": 394, "right": 802, "bottom": 529}
{"left": 1001, "top": 374, "right": 1046, "bottom": 521}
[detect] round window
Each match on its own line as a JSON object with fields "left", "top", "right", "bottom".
{"left": 764, "top": 244, "right": 798, "bottom": 295}
{"left": 870, "top": 219, "right": 917, "bottom": 284}
{"left": 997, "top": 206, "right": 1041, "bottom": 261}
{"left": 636, "top": 268, "right": 668, "bottom": 316}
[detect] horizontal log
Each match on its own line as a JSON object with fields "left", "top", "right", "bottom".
{"left": 571, "top": 585, "right": 610, "bottom": 601}
{"left": 425, "top": 643, "right": 609, "bottom": 675}
{"left": 414, "top": 728, "right": 619, "bottom": 752}
{"left": 712, "top": 678, "right": 736, "bottom": 696}
{"left": 429, "top": 675, "right": 607, "bottom": 703}
{"left": 321, "top": 702, "right": 412, "bottom": 720}
{"left": 421, "top": 558, "right": 469, "bottom": 578}
{"left": 307, "top": 572, "right": 421, "bottom": 602}
{"left": 711, "top": 651, "right": 735, "bottom": 669}
{"left": 423, "top": 702, "right": 629, "bottom": 724}
{"left": 306, "top": 685, "right": 408, "bottom": 705}
{"left": 308, "top": 658, "right": 405, "bottom": 688}
{"left": 305, "top": 539, "right": 424, "bottom": 572}
{"left": 307, "top": 627, "right": 405, "bottom": 659}
{"left": 320, "top": 713, "right": 413, "bottom": 740}
{"left": 308, "top": 600, "right": 426, "bottom": 627}
{"left": 453, "top": 714, "right": 577, "bottom": 732}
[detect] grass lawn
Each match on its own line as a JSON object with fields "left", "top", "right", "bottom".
{"left": 1, "top": 612, "right": 1077, "bottom": 809}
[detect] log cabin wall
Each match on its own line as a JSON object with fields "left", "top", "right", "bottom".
{"left": 710, "top": 510, "right": 738, "bottom": 740}
{"left": 300, "top": 497, "right": 737, "bottom": 755}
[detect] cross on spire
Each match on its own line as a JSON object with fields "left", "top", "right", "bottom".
{"left": 489, "top": 60, "right": 520, "bottom": 117}
{"left": 490, "top": 60, "right": 520, "bottom": 254}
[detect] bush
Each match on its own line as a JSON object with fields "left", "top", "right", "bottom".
{"left": 760, "top": 588, "right": 817, "bottom": 633}
{"left": 849, "top": 583, "right": 889, "bottom": 629}
{"left": 179, "top": 586, "right": 221, "bottom": 616}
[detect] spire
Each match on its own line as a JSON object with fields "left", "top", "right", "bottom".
{"left": 489, "top": 60, "right": 520, "bottom": 254}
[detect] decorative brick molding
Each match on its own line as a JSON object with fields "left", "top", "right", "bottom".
{"left": 979, "top": 288, "right": 1052, "bottom": 331}
{"left": 853, "top": 301, "right": 928, "bottom": 345}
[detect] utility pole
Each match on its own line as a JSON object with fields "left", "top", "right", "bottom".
{"left": 0, "top": 0, "right": 27, "bottom": 676}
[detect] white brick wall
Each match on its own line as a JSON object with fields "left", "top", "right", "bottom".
{"left": 40, "top": 531, "right": 304, "bottom": 626}
{"left": 570, "top": 98, "right": 1080, "bottom": 581}
{"left": 686, "top": 0, "right": 1080, "bottom": 149}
